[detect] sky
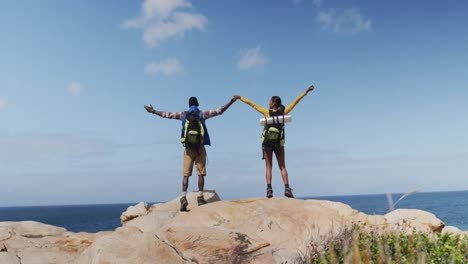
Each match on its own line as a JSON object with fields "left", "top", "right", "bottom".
{"left": 1, "top": 0, "right": 467, "bottom": 206}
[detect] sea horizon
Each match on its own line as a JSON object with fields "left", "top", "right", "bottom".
{"left": 1, "top": 189, "right": 466, "bottom": 208}
{"left": 1, "top": 190, "right": 467, "bottom": 233}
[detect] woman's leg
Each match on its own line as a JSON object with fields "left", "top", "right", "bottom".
{"left": 264, "top": 147, "right": 274, "bottom": 198}
{"left": 274, "top": 147, "right": 294, "bottom": 198}
{"left": 274, "top": 147, "right": 289, "bottom": 184}
{"left": 264, "top": 147, "right": 273, "bottom": 184}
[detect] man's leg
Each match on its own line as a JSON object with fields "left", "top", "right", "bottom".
{"left": 195, "top": 146, "right": 207, "bottom": 205}
{"left": 180, "top": 149, "right": 194, "bottom": 211}
{"left": 197, "top": 175, "right": 207, "bottom": 205}
{"left": 179, "top": 176, "right": 189, "bottom": 212}
{"left": 198, "top": 175, "right": 204, "bottom": 192}
{"left": 182, "top": 176, "right": 189, "bottom": 192}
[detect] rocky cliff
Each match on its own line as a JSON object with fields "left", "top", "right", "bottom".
{"left": 1, "top": 190, "right": 466, "bottom": 264}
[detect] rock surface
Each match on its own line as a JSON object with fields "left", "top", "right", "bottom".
{"left": 75, "top": 226, "right": 187, "bottom": 264}
{"left": 442, "top": 226, "right": 468, "bottom": 236}
{"left": 384, "top": 209, "right": 446, "bottom": 233}
{"left": 0, "top": 190, "right": 465, "bottom": 264}
{"left": 0, "top": 252, "right": 21, "bottom": 264}
{"left": 120, "top": 201, "right": 148, "bottom": 223}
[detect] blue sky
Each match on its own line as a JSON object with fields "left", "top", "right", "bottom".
{"left": 1, "top": 0, "right": 467, "bottom": 206}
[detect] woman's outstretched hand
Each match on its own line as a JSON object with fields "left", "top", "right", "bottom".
{"left": 306, "top": 85, "right": 314, "bottom": 93}
{"left": 144, "top": 104, "right": 155, "bottom": 113}
{"left": 233, "top": 95, "right": 241, "bottom": 100}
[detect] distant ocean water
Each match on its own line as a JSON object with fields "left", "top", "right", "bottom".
{"left": 306, "top": 190, "right": 468, "bottom": 231}
{"left": 0, "top": 191, "right": 466, "bottom": 233}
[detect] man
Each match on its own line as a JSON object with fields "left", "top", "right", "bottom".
{"left": 144, "top": 96, "right": 237, "bottom": 211}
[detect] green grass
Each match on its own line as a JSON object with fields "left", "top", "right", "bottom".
{"left": 305, "top": 226, "right": 467, "bottom": 264}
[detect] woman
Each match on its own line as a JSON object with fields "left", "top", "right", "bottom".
{"left": 234, "top": 85, "right": 314, "bottom": 198}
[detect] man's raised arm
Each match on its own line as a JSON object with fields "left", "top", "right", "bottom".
{"left": 144, "top": 104, "right": 184, "bottom": 120}
{"left": 202, "top": 96, "right": 237, "bottom": 120}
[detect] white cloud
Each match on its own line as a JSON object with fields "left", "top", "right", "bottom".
{"left": 0, "top": 97, "right": 6, "bottom": 111}
{"left": 143, "top": 0, "right": 192, "bottom": 19}
{"left": 145, "top": 58, "right": 184, "bottom": 76}
{"left": 66, "top": 82, "right": 83, "bottom": 96}
{"left": 238, "top": 46, "right": 267, "bottom": 70}
{"left": 317, "top": 8, "right": 372, "bottom": 34}
{"left": 122, "top": 0, "right": 207, "bottom": 48}
{"left": 142, "top": 12, "right": 207, "bottom": 48}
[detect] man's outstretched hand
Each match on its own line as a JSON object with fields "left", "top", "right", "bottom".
{"left": 144, "top": 104, "right": 155, "bottom": 113}
{"left": 233, "top": 95, "right": 241, "bottom": 100}
{"left": 307, "top": 85, "right": 315, "bottom": 93}
{"left": 230, "top": 96, "right": 238, "bottom": 103}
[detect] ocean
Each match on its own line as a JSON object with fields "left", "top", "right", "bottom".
{"left": 0, "top": 191, "right": 466, "bottom": 233}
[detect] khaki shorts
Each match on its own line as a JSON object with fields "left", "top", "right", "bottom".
{"left": 182, "top": 146, "right": 206, "bottom": 177}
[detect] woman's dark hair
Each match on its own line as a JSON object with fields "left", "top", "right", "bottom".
{"left": 271, "top": 96, "right": 285, "bottom": 114}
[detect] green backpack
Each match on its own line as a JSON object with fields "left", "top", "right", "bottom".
{"left": 181, "top": 110, "right": 205, "bottom": 149}
{"left": 262, "top": 109, "right": 284, "bottom": 148}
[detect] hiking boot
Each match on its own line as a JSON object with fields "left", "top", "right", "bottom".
{"left": 180, "top": 196, "right": 188, "bottom": 212}
{"left": 285, "top": 187, "right": 294, "bottom": 198}
{"left": 266, "top": 188, "right": 273, "bottom": 198}
{"left": 197, "top": 195, "right": 207, "bottom": 206}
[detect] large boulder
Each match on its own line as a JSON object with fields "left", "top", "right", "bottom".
{"left": 162, "top": 227, "right": 274, "bottom": 264}
{"left": 120, "top": 202, "right": 148, "bottom": 223}
{"left": 130, "top": 197, "right": 361, "bottom": 263}
{"left": 442, "top": 226, "right": 468, "bottom": 236}
{"left": 0, "top": 190, "right": 463, "bottom": 264}
{"left": 0, "top": 222, "right": 107, "bottom": 264}
{"left": 384, "top": 209, "right": 445, "bottom": 234}
{"left": 125, "top": 190, "right": 221, "bottom": 234}
{"left": 74, "top": 226, "right": 188, "bottom": 264}
{"left": 0, "top": 221, "right": 66, "bottom": 238}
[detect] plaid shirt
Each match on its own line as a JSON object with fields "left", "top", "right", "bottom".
{"left": 155, "top": 104, "right": 230, "bottom": 121}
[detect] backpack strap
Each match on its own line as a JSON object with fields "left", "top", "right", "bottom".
{"left": 181, "top": 111, "right": 188, "bottom": 139}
